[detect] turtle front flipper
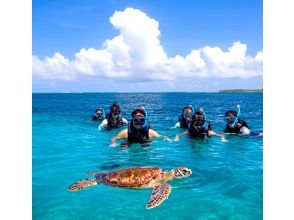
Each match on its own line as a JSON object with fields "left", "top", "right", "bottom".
{"left": 146, "top": 182, "right": 172, "bottom": 209}
{"left": 67, "top": 179, "right": 98, "bottom": 191}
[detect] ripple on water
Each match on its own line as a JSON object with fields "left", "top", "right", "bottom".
{"left": 33, "top": 93, "right": 262, "bottom": 219}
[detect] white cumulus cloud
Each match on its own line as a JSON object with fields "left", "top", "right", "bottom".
{"left": 33, "top": 7, "right": 262, "bottom": 81}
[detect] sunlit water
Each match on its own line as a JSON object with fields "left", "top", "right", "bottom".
{"left": 33, "top": 93, "right": 262, "bottom": 220}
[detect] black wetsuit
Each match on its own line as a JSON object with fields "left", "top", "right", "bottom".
{"left": 224, "top": 119, "right": 249, "bottom": 134}
{"left": 188, "top": 122, "right": 211, "bottom": 139}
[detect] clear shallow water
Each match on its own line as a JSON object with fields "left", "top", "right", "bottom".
{"left": 33, "top": 93, "right": 262, "bottom": 220}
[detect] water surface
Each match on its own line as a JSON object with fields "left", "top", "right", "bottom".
{"left": 33, "top": 92, "right": 262, "bottom": 219}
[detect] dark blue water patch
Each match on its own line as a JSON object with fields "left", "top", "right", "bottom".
{"left": 33, "top": 92, "right": 262, "bottom": 219}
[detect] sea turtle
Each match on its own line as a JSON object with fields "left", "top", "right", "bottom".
{"left": 67, "top": 166, "right": 192, "bottom": 209}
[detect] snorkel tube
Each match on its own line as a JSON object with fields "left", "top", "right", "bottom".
{"left": 189, "top": 105, "right": 194, "bottom": 114}
{"left": 101, "top": 108, "right": 106, "bottom": 119}
{"left": 199, "top": 107, "right": 207, "bottom": 129}
{"left": 141, "top": 106, "right": 148, "bottom": 128}
{"left": 231, "top": 104, "right": 241, "bottom": 127}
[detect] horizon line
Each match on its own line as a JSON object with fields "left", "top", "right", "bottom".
{"left": 32, "top": 89, "right": 263, "bottom": 94}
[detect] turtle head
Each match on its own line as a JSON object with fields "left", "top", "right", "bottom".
{"left": 171, "top": 167, "right": 192, "bottom": 179}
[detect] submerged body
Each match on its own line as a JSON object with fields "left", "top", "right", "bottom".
{"left": 68, "top": 166, "right": 192, "bottom": 209}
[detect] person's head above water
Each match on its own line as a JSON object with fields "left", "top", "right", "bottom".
{"left": 225, "top": 110, "right": 238, "bottom": 117}
{"left": 110, "top": 104, "right": 121, "bottom": 119}
{"left": 131, "top": 109, "right": 147, "bottom": 129}
{"left": 182, "top": 105, "right": 193, "bottom": 120}
{"left": 225, "top": 110, "right": 239, "bottom": 127}
{"left": 225, "top": 105, "right": 241, "bottom": 128}
{"left": 183, "top": 105, "right": 193, "bottom": 113}
{"left": 95, "top": 108, "right": 105, "bottom": 120}
{"left": 192, "top": 110, "right": 206, "bottom": 128}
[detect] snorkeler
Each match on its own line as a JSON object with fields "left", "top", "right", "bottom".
{"left": 98, "top": 103, "right": 128, "bottom": 130}
{"left": 174, "top": 105, "right": 194, "bottom": 128}
{"left": 92, "top": 108, "right": 105, "bottom": 121}
{"left": 110, "top": 107, "right": 171, "bottom": 147}
{"left": 224, "top": 105, "right": 251, "bottom": 135}
{"left": 174, "top": 108, "right": 226, "bottom": 141}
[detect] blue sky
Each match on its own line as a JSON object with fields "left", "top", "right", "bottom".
{"left": 33, "top": 0, "right": 263, "bottom": 92}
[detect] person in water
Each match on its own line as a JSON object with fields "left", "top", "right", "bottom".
{"left": 174, "top": 105, "right": 194, "bottom": 128}
{"left": 98, "top": 103, "right": 128, "bottom": 130}
{"left": 92, "top": 108, "right": 105, "bottom": 121}
{"left": 224, "top": 105, "right": 251, "bottom": 135}
{"left": 110, "top": 108, "right": 171, "bottom": 147}
{"left": 174, "top": 108, "right": 226, "bottom": 141}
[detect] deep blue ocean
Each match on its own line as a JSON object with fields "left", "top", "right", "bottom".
{"left": 33, "top": 93, "right": 262, "bottom": 220}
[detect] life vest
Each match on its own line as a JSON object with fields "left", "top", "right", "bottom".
{"left": 188, "top": 122, "right": 211, "bottom": 138}
{"left": 224, "top": 119, "right": 249, "bottom": 134}
{"left": 106, "top": 113, "right": 124, "bottom": 128}
{"left": 127, "top": 121, "right": 150, "bottom": 143}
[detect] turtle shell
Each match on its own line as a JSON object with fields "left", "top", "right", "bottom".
{"left": 98, "top": 167, "right": 164, "bottom": 188}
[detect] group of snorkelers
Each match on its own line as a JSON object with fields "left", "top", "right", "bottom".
{"left": 92, "top": 103, "right": 251, "bottom": 147}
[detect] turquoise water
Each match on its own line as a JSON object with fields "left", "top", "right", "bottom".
{"left": 33, "top": 93, "right": 262, "bottom": 220}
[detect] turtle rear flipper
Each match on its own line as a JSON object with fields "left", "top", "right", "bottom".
{"left": 67, "top": 179, "right": 98, "bottom": 191}
{"left": 146, "top": 182, "right": 172, "bottom": 209}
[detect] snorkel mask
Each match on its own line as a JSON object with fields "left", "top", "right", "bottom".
{"left": 192, "top": 108, "right": 207, "bottom": 129}
{"left": 133, "top": 116, "right": 146, "bottom": 126}
{"left": 183, "top": 105, "right": 194, "bottom": 122}
{"left": 95, "top": 108, "right": 105, "bottom": 120}
{"left": 183, "top": 112, "right": 193, "bottom": 121}
{"left": 226, "top": 105, "right": 241, "bottom": 128}
{"left": 131, "top": 108, "right": 148, "bottom": 128}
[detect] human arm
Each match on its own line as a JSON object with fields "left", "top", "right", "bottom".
{"left": 110, "top": 129, "right": 128, "bottom": 147}
{"left": 172, "top": 122, "right": 180, "bottom": 128}
{"left": 239, "top": 126, "right": 251, "bottom": 135}
{"left": 174, "top": 130, "right": 189, "bottom": 141}
{"left": 98, "top": 119, "right": 108, "bottom": 130}
{"left": 149, "top": 129, "right": 173, "bottom": 143}
{"left": 122, "top": 118, "right": 128, "bottom": 125}
{"left": 208, "top": 130, "right": 228, "bottom": 142}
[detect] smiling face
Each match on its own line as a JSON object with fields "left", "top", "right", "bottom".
{"left": 171, "top": 167, "right": 192, "bottom": 178}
